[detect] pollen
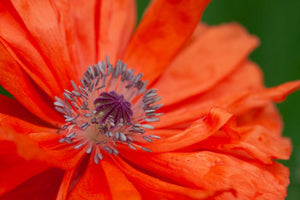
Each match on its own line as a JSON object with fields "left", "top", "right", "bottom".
{"left": 54, "top": 56, "right": 163, "bottom": 164}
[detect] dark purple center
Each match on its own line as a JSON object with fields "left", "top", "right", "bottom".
{"left": 93, "top": 91, "right": 133, "bottom": 125}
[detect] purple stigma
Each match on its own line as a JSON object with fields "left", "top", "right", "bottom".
{"left": 94, "top": 91, "right": 133, "bottom": 125}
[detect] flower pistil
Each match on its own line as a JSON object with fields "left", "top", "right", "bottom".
{"left": 54, "top": 56, "right": 163, "bottom": 164}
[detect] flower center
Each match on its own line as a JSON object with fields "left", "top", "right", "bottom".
{"left": 94, "top": 91, "right": 133, "bottom": 125}
{"left": 54, "top": 57, "right": 162, "bottom": 164}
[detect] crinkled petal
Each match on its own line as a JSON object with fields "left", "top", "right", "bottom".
{"left": 8, "top": 0, "right": 77, "bottom": 88}
{"left": 120, "top": 151, "right": 289, "bottom": 200}
{"left": 67, "top": 156, "right": 110, "bottom": 200}
{"left": 155, "top": 23, "right": 259, "bottom": 105}
{"left": 56, "top": 166, "right": 77, "bottom": 200}
{"left": 102, "top": 159, "right": 141, "bottom": 200}
{"left": 0, "top": 124, "right": 55, "bottom": 163}
{"left": 68, "top": 0, "right": 97, "bottom": 69}
{"left": 29, "top": 131, "right": 87, "bottom": 169}
{"left": 144, "top": 107, "right": 232, "bottom": 152}
{"left": 42, "top": 0, "right": 137, "bottom": 76}
{"left": 157, "top": 60, "right": 263, "bottom": 128}
{"left": 49, "top": 0, "right": 93, "bottom": 76}
{"left": 0, "top": 113, "right": 84, "bottom": 169}
{"left": 237, "top": 103, "right": 283, "bottom": 136}
{"left": 56, "top": 155, "right": 90, "bottom": 200}
{"left": 0, "top": 42, "right": 63, "bottom": 125}
{"left": 97, "top": 0, "right": 136, "bottom": 64}
{"left": 57, "top": 157, "right": 139, "bottom": 200}
{"left": 197, "top": 112, "right": 291, "bottom": 164}
{"left": 0, "top": 144, "right": 50, "bottom": 196}
{"left": 149, "top": 103, "right": 291, "bottom": 164}
{"left": 157, "top": 67, "right": 299, "bottom": 129}
{"left": 0, "top": 94, "right": 51, "bottom": 126}
{"left": 0, "top": 168, "right": 64, "bottom": 200}
{"left": 112, "top": 157, "right": 218, "bottom": 200}
{"left": 64, "top": 158, "right": 140, "bottom": 199}
{"left": 0, "top": 123, "right": 59, "bottom": 196}
{"left": 229, "top": 80, "right": 300, "bottom": 115}
{"left": 122, "top": 0, "right": 211, "bottom": 83}
{"left": 0, "top": 1, "right": 62, "bottom": 97}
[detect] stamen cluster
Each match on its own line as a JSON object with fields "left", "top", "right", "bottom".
{"left": 54, "top": 57, "right": 162, "bottom": 163}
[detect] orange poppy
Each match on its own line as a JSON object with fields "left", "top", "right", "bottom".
{"left": 0, "top": 0, "right": 299, "bottom": 199}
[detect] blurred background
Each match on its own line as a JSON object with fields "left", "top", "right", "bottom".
{"left": 136, "top": 0, "right": 300, "bottom": 199}
{"left": 0, "top": 0, "right": 298, "bottom": 199}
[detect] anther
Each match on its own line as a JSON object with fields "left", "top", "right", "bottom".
{"left": 128, "top": 143, "right": 136, "bottom": 150}
{"left": 74, "top": 143, "right": 85, "bottom": 150}
{"left": 142, "top": 147, "right": 152, "bottom": 152}
{"left": 119, "top": 132, "right": 127, "bottom": 142}
{"left": 86, "top": 146, "right": 93, "bottom": 154}
{"left": 143, "top": 136, "right": 153, "bottom": 143}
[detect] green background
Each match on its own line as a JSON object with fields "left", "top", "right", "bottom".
{"left": 0, "top": 0, "right": 299, "bottom": 199}
{"left": 136, "top": 0, "right": 300, "bottom": 199}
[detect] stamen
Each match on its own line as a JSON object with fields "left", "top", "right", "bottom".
{"left": 54, "top": 56, "right": 162, "bottom": 163}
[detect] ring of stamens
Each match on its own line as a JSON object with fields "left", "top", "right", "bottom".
{"left": 54, "top": 56, "right": 163, "bottom": 164}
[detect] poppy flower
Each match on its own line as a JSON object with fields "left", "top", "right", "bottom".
{"left": 0, "top": 0, "right": 299, "bottom": 199}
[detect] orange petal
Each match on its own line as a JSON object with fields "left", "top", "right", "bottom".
{"left": 0, "top": 143, "right": 50, "bottom": 196}
{"left": 70, "top": 0, "right": 97, "bottom": 69}
{"left": 237, "top": 103, "right": 283, "bottom": 136}
{"left": 0, "top": 113, "right": 84, "bottom": 169}
{"left": 0, "top": 2, "right": 62, "bottom": 97}
{"left": 259, "top": 80, "right": 300, "bottom": 102}
{"left": 102, "top": 160, "right": 141, "bottom": 200}
{"left": 229, "top": 126, "right": 291, "bottom": 163}
{"left": 50, "top": 0, "right": 97, "bottom": 75}
{"left": 112, "top": 156, "right": 217, "bottom": 200}
{"left": 32, "top": 132, "right": 87, "bottom": 170}
{"left": 9, "top": 0, "right": 77, "bottom": 89}
{"left": 156, "top": 61, "right": 262, "bottom": 128}
{"left": 155, "top": 23, "right": 259, "bottom": 106}
{"left": 157, "top": 64, "right": 298, "bottom": 129}
{"left": 0, "top": 49, "right": 63, "bottom": 126}
{"left": 183, "top": 23, "right": 209, "bottom": 47}
{"left": 0, "top": 168, "right": 64, "bottom": 200}
{"left": 122, "top": 0, "right": 211, "bottom": 83}
{"left": 120, "top": 151, "right": 289, "bottom": 199}
{"left": 56, "top": 155, "right": 90, "bottom": 200}
{"left": 0, "top": 111, "right": 56, "bottom": 136}
{"left": 51, "top": 0, "right": 137, "bottom": 72}
{"left": 205, "top": 122, "right": 290, "bottom": 164}
{"left": 67, "top": 156, "right": 110, "bottom": 200}
{"left": 0, "top": 94, "right": 51, "bottom": 126}
{"left": 0, "top": 123, "right": 55, "bottom": 163}
{"left": 192, "top": 106, "right": 291, "bottom": 164}
{"left": 0, "top": 123, "right": 64, "bottom": 198}
{"left": 228, "top": 80, "right": 300, "bottom": 115}
{"left": 56, "top": 167, "right": 76, "bottom": 200}
{"left": 97, "top": 0, "right": 136, "bottom": 64}
{"left": 0, "top": 42, "right": 63, "bottom": 126}
{"left": 144, "top": 107, "right": 232, "bottom": 152}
